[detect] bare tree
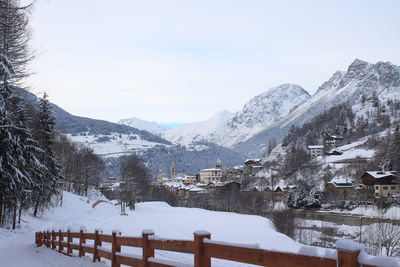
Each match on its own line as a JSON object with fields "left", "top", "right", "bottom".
{"left": 362, "top": 222, "right": 400, "bottom": 257}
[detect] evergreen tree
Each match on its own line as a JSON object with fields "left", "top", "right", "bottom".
{"left": 32, "top": 93, "right": 63, "bottom": 217}
{"left": 0, "top": 53, "right": 44, "bottom": 228}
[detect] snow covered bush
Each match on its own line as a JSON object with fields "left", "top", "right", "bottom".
{"left": 288, "top": 184, "right": 323, "bottom": 208}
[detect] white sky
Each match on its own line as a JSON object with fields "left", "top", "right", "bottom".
{"left": 26, "top": 0, "right": 400, "bottom": 125}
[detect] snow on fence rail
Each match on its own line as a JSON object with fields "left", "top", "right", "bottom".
{"left": 35, "top": 229, "right": 384, "bottom": 267}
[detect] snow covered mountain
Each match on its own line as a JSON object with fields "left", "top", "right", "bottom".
{"left": 219, "top": 84, "right": 310, "bottom": 147}
{"left": 163, "top": 110, "right": 234, "bottom": 145}
{"left": 235, "top": 59, "right": 400, "bottom": 156}
{"left": 164, "top": 84, "right": 310, "bottom": 147}
{"left": 118, "top": 117, "right": 171, "bottom": 135}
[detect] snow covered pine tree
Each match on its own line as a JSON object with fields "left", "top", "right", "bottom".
{"left": 0, "top": 53, "right": 45, "bottom": 229}
{"left": 32, "top": 93, "right": 63, "bottom": 217}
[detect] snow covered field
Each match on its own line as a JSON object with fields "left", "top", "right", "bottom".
{"left": 0, "top": 191, "right": 337, "bottom": 267}
{"left": 68, "top": 133, "right": 167, "bottom": 157}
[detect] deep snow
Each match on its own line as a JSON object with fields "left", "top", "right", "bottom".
{"left": 0, "top": 191, "right": 396, "bottom": 266}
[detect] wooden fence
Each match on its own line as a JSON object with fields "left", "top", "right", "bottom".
{"left": 35, "top": 229, "right": 378, "bottom": 267}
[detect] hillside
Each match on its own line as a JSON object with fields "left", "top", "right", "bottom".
{"left": 163, "top": 110, "right": 234, "bottom": 145}
{"left": 17, "top": 88, "right": 170, "bottom": 145}
{"left": 164, "top": 84, "right": 310, "bottom": 148}
{"left": 234, "top": 59, "right": 400, "bottom": 156}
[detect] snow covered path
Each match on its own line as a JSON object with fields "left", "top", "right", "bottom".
{"left": 0, "top": 191, "right": 334, "bottom": 266}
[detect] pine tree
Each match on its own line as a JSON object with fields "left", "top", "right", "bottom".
{"left": 32, "top": 93, "right": 63, "bottom": 217}
{"left": 0, "top": 53, "right": 44, "bottom": 228}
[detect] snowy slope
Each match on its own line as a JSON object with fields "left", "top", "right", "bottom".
{"left": 235, "top": 59, "right": 400, "bottom": 156}
{"left": 218, "top": 84, "right": 310, "bottom": 147}
{"left": 282, "top": 59, "right": 400, "bottom": 127}
{"left": 0, "top": 191, "right": 335, "bottom": 267}
{"left": 163, "top": 110, "right": 234, "bottom": 145}
{"left": 118, "top": 117, "right": 171, "bottom": 135}
{"left": 68, "top": 132, "right": 169, "bottom": 157}
{"left": 164, "top": 84, "right": 310, "bottom": 147}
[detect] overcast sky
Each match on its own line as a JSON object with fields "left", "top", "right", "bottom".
{"left": 26, "top": 0, "right": 400, "bottom": 125}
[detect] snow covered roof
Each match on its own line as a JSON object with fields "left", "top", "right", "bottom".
{"left": 245, "top": 159, "right": 261, "bottom": 163}
{"left": 214, "top": 181, "right": 241, "bottom": 187}
{"left": 188, "top": 187, "right": 204, "bottom": 192}
{"left": 329, "top": 177, "right": 353, "bottom": 186}
{"left": 307, "top": 145, "right": 324, "bottom": 149}
{"left": 200, "top": 168, "right": 221, "bottom": 171}
{"left": 366, "top": 171, "right": 398, "bottom": 179}
{"left": 327, "top": 135, "right": 343, "bottom": 139}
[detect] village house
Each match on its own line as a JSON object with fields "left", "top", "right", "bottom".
{"left": 183, "top": 176, "right": 197, "bottom": 184}
{"left": 324, "top": 135, "right": 344, "bottom": 148}
{"left": 243, "top": 159, "right": 262, "bottom": 174}
{"left": 198, "top": 160, "right": 223, "bottom": 184}
{"left": 223, "top": 166, "right": 243, "bottom": 181}
{"left": 156, "top": 172, "right": 170, "bottom": 184}
{"left": 307, "top": 145, "right": 324, "bottom": 158}
{"left": 199, "top": 168, "right": 222, "bottom": 183}
{"left": 360, "top": 171, "right": 400, "bottom": 198}
{"left": 325, "top": 176, "right": 354, "bottom": 200}
{"left": 214, "top": 181, "right": 241, "bottom": 193}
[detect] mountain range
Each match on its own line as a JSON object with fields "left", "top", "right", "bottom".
{"left": 20, "top": 59, "right": 400, "bottom": 174}
{"left": 123, "top": 59, "right": 400, "bottom": 157}
{"left": 234, "top": 59, "right": 400, "bottom": 156}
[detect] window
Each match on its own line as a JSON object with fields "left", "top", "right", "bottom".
{"left": 391, "top": 186, "right": 396, "bottom": 190}
{"left": 383, "top": 186, "right": 388, "bottom": 190}
{"left": 375, "top": 193, "right": 379, "bottom": 196}
{"left": 375, "top": 186, "right": 379, "bottom": 189}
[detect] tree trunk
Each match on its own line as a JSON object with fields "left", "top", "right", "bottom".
{"left": 18, "top": 199, "right": 23, "bottom": 224}
{"left": 12, "top": 199, "right": 17, "bottom": 230}
{"left": 0, "top": 192, "right": 3, "bottom": 226}
{"left": 33, "top": 200, "right": 40, "bottom": 217}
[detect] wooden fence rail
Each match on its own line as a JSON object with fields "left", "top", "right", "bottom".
{"left": 35, "top": 229, "right": 379, "bottom": 267}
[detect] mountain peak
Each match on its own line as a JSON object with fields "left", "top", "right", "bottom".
{"left": 346, "top": 59, "right": 372, "bottom": 77}
{"left": 229, "top": 84, "right": 310, "bottom": 130}
{"left": 265, "top": 83, "right": 310, "bottom": 97}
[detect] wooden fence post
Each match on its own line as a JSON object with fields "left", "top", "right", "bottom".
{"left": 45, "top": 230, "right": 50, "bottom": 248}
{"left": 59, "top": 230, "right": 63, "bottom": 252}
{"left": 194, "top": 230, "right": 211, "bottom": 267}
{"left": 79, "top": 229, "right": 86, "bottom": 257}
{"left": 41, "top": 231, "right": 46, "bottom": 246}
{"left": 337, "top": 248, "right": 360, "bottom": 267}
{"left": 51, "top": 230, "right": 56, "bottom": 249}
{"left": 112, "top": 230, "right": 121, "bottom": 267}
{"left": 67, "top": 229, "right": 72, "bottom": 254}
{"left": 35, "top": 232, "right": 39, "bottom": 247}
{"left": 142, "top": 229, "right": 155, "bottom": 267}
{"left": 93, "top": 230, "right": 100, "bottom": 262}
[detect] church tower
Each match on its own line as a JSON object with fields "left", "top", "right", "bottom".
{"left": 215, "top": 159, "right": 222, "bottom": 169}
{"left": 171, "top": 161, "right": 177, "bottom": 178}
